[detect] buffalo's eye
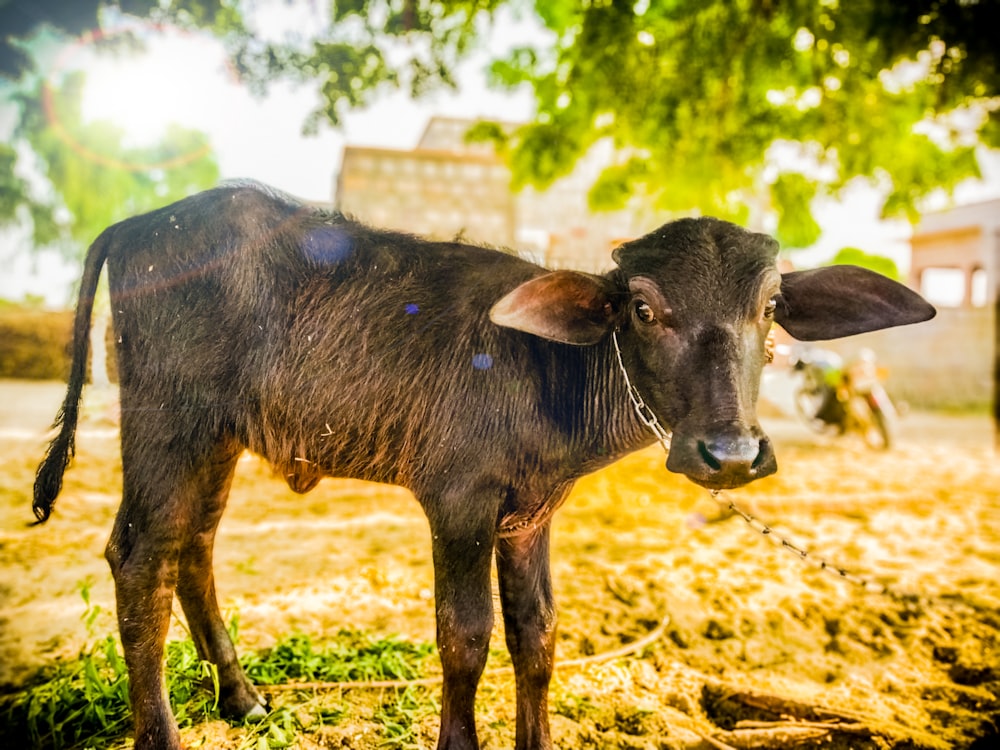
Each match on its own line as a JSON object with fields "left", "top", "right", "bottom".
{"left": 763, "top": 298, "right": 777, "bottom": 320}
{"left": 634, "top": 300, "right": 655, "bottom": 324}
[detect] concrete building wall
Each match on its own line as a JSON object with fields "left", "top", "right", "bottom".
{"left": 909, "top": 198, "right": 1000, "bottom": 309}
{"left": 818, "top": 307, "right": 993, "bottom": 410}
{"left": 337, "top": 146, "right": 515, "bottom": 246}
{"left": 335, "top": 118, "right": 645, "bottom": 273}
{"left": 836, "top": 199, "right": 999, "bottom": 410}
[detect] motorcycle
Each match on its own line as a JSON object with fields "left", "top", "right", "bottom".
{"left": 789, "top": 346, "right": 898, "bottom": 449}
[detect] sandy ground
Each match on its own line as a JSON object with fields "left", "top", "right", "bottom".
{"left": 1, "top": 379, "right": 998, "bottom": 748}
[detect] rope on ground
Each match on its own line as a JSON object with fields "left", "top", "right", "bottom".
{"left": 260, "top": 613, "right": 670, "bottom": 693}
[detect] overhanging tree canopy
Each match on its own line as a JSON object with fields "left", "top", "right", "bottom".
{"left": 1, "top": 0, "right": 997, "bottom": 244}
{"left": 1, "top": 1, "right": 222, "bottom": 256}
{"left": 236, "top": 1, "right": 1000, "bottom": 244}
{"left": 1, "top": 1, "right": 997, "bottom": 427}
{"left": 11, "top": 70, "right": 220, "bottom": 250}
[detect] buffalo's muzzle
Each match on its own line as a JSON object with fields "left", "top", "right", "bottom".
{"left": 666, "top": 426, "right": 777, "bottom": 489}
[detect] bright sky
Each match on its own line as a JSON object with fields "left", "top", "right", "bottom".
{"left": 75, "top": 3, "right": 540, "bottom": 202}
{"left": 2, "top": 1, "right": 999, "bottom": 305}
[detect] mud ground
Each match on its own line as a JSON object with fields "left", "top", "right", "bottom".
{"left": 1, "top": 379, "right": 997, "bottom": 748}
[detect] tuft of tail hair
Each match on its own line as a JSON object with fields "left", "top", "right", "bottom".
{"left": 33, "top": 230, "right": 112, "bottom": 523}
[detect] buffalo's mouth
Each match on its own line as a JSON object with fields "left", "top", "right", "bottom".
{"left": 666, "top": 428, "right": 777, "bottom": 490}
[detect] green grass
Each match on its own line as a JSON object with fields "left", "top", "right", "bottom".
{"left": 0, "top": 593, "right": 438, "bottom": 750}
{"left": 241, "top": 630, "right": 433, "bottom": 686}
{"left": 373, "top": 687, "right": 438, "bottom": 749}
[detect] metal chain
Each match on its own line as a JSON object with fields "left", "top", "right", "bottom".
{"left": 611, "top": 329, "right": 909, "bottom": 602}
{"left": 708, "top": 490, "right": 908, "bottom": 599}
{"left": 611, "top": 331, "right": 673, "bottom": 453}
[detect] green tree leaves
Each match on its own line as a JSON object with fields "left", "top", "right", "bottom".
{"left": 771, "top": 173, "right": 822, "bottom": 249}
{"left": 2, "top": 0, "right": 995, "bottom": 249}
{"left": 11, "top": 70, "right": 219, "bottom": 255}
{"left": 0, "top": 145, "right": 31, "bottom": 225}
{"left": 262, "top": 0, "right": 508, "bottom": 128}
{"left": 481, "top": 0, "right": 995, "bottom": 230}
{"left": 829, "top": 246, "right": 902, "bottom": 281}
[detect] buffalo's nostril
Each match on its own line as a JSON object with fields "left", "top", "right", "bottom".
{"left": 698, "top": 441, "right": 722, "bottom": 471}
{"left": 751, "top": 440, "right": 770, "bottom": 470}
{"left": 699, "top": 436, "right": 760, "bottom": 471}
{"left": 667, "top": 431, "right": 778, "bottom": 490}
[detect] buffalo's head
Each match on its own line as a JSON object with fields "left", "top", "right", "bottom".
{"left": 490, "top": 217, "right": 935, "bottom": 490}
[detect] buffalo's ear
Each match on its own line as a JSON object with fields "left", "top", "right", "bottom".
{"left": 490, "top": 270, "right": 618, "bottom": 345}
{"left": 775, "top": 265, "right": 936, "bottom": 341}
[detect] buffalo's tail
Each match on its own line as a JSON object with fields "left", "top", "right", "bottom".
{"left": 33, "top": 229, "right": 112, "bottom": 523}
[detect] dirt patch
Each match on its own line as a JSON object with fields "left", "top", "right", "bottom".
{"left": 1, "top": 380, "right": 998, "bottom": 748}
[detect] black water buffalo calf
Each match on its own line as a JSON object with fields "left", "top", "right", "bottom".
{"left": 34, "top": 180, "right": 934, "bottom": 750}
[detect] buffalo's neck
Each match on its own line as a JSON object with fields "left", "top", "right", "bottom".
{"left": 540, "top": 336, "right": 656, "bottom": 471}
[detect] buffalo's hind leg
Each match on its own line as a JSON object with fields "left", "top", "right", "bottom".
{"left": 105, "top": 452, "right": 190, "bottom": 748}
{"left": 107, "top": 430, "right": 259, "bottom": 750}
{"left": 174, "top": 441, "right": 267, "bottom": 721}
{"left": 496, "top": 525, "right": 557, "bottom": 750}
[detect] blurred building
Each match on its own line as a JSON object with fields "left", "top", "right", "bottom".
{"left": 334, "top": 116, "right": 641, "bottom": 272}
{"left": 908, "top": 198, "right": 1000, "bottom": 309}
{"left": 820, "top": 198, "right": 998, "bottom": 410}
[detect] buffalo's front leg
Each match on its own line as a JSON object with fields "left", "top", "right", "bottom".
{"left": 429, "top": 511, "right": 496, "bottom": 750}
{"left": 496, "top": 525, "right": 557, "bottom": 750}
